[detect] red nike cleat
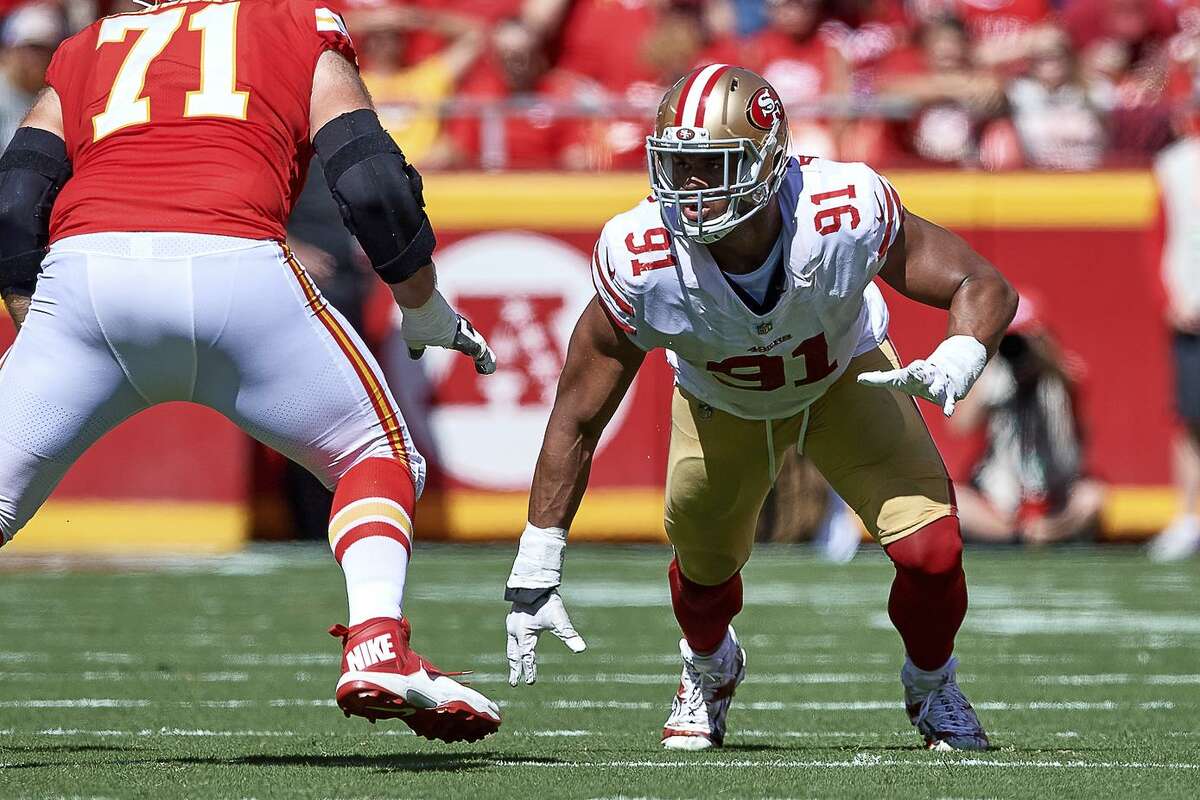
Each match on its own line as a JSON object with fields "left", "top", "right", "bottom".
{"left": 329, "top": 617, "right": 501, "bottom": 743}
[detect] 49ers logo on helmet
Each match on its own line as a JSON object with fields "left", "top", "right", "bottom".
{"left": 746, "top": 86, "right": 782, "bottom": 131}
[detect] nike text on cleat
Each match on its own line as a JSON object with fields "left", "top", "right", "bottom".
{"left": 661, "top": 626, "right": 746, "bottom": 750}
{"left": 329, "top": 616, "right": 501, "bottom": 743}
{"left": 901, "top": 656, "right": 990, "bottom": 751}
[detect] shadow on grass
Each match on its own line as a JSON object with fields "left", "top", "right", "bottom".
{"left": 93, "top": 752, "right": 566, "bottom": 773}
{"left": 0, "top": 743, "right": 141, "bottom": 754}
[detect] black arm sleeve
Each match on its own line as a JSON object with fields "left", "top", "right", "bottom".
{"left": 0, "top": 126, "right": 71, "bottom": 295}
{"left": 311, "top": 109, "right": 436, "bottom": 284}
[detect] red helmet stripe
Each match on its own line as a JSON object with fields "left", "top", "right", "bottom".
{"left": 675, "top": 64, "right": 729, "bottom": 127}
{"left": 691, "top": 65, "right": 730, "bottom": 127}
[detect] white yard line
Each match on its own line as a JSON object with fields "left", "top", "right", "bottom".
{"left": 542, "top": 700, "right": 1179, "bottom": 711}
{"left": 0, "top": 697, "right": 1180, "bottom": 712}
{"left": 0, "top": 671, "right": 250, "bottom": 683}
{"left": 80, "top": 652, "right": 137, "bottom": 664}
{"left": 955, "top": 611, "right": 1200, "bottom": 635}
{"left": 0, "top": 699, "right": 150, "bottom": 708}
{"left": 464, "top": 672, "right": 899, "bottom": 686}
{"left": 223, "top": 653, "right": 332, "bottom": 666}
{"left": 1036, "top": 674, "right": 1200, "bottom": 686}
{"left": 32, "top": 728, "right": 304, "bottom": 737}
{"left": 8, "top": 668, "right": 1199, "bottom": 689}
{"left": 489, "top": 757, "right": 1200, "bottom": 770}
{"left": 476, "top": 671, "right": 1200, "bottom": 686}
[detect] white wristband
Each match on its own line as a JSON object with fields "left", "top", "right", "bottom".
{"left": 507, "top": 523, "right": 568, "bottom": 590}
{"left": 400, "top": 289, "right": 457, "bottom": 349}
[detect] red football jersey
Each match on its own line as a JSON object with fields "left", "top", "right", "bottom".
{"left": 46, "top": 0, "right": 356, "bottom": 243}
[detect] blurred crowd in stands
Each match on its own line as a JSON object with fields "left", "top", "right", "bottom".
{"left": 333, "top": 0, "right": 1200, "bottom": 171}
{"left": 4, "top": 0, "right": 1200, "bottom": 169}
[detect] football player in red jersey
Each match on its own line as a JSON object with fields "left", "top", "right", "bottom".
{"left": 0, "top": 0, "right": 499, "bottom": 743}
{"left": 504, "top": 66, "right": 1017, "bottom": 751}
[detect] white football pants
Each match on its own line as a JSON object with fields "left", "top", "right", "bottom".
{"left": 0, "top": 233, "right": 424, "bottom": 541}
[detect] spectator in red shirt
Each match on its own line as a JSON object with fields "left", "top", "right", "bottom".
{"left": 742, "top": 0, "right": 851, "bottom": 156}
{"left": 569, "top": 5, "right": 708, "bottom": 169}
{"left": 556, "top": 0, "right": 665, "bottom": 91}
{"left": 447, "top": 18, "right": 597, "bottom": 170}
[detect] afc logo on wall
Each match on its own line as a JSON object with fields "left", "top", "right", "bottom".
{"left": 404, "top": 232, "right": 635, "bottom": 490}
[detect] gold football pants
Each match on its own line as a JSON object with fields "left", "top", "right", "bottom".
{"left": 664, "top": 342, "right": 955, "bottom": 585}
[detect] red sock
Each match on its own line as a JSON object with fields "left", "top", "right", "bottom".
{"left": 329, "top": 457, "right": 416, "bottom": 563}
{"left": 668, "top": 558, "right": 743, "bottom": 654}
{"left": 884, "top": 516, "right": 967, "bottom": 671}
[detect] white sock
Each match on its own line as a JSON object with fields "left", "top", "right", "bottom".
{"left": 903, "top": 655, "right": 957, "bottom": 692}
{"left": 339, "top": 536, "right": 409, "bottom": 625}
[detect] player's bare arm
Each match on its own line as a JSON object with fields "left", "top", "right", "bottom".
{"left": 878, "top": 213, "right": 1017, "bottom": 355}
{"left": 529, "top": 299, "right": 646, "bottom": 529}
{"left": 0, "top": 87, "right": 68, "bottom": 332}
{"left": 308, "top": 50, "right": 495, "bottom": 374}
{"left": 858, "top": 212, "right": 1018, "bottom": 416}
{"left": 505, "top": 298, "right": 645, "bottom": 685}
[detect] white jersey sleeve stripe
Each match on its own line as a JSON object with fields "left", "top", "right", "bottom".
{"left": 592, "top": 244, "right": 634, "bottom": 316}
{"left": 590, "top": 245, "right": 637, "bottom": 334}
{"left": 874, "top": 176, "right": 904, "bottom": 261}
{"left": 876, "top": 181, "right": 897, "bottom": 260}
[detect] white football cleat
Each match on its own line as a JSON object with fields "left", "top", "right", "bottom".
{"left": 902, "top": 656, "right": 990, "bottom": 751}
{"left": 1148, "top": 514, "right": 1200, "bottom": 562}
{"left": 330, "top": 617, "right": 501, "bottom": 743}
{"left": 661, "top": 627, "right": 746, "bottom": 750}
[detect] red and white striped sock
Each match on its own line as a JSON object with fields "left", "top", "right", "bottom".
{"left": 329, "top": 457, "right": 416, "bottom": 626}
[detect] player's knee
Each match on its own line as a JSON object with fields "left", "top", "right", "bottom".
{"left": 336, "top": 447, "right": 425, "bottom": 500}
{"left": 672, "top": 547, "right": 746, "bottom": 586}
{"left": 885, "top": 515, "right": 963, "bottom": 580}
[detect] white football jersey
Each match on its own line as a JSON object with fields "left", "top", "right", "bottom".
{"left": 591, "top": 156, "right": 903, "bottom": 420}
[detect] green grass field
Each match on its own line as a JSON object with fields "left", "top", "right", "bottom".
{"left": 0, "top": 543, "right": 1197, "bottom": 799}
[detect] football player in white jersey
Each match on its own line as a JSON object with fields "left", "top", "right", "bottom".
{"left": 503, "top": 65, "right": 1018, "bottom": 752}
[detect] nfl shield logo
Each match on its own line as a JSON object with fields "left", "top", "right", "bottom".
{"left": 756, "top": 321, "right": 773, "bottom": 335}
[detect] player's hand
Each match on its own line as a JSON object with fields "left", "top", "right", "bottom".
{"left": 506, "top": 589, "right": 586, "bottom": 686}
{"left": 857, "top": 335, "right": 987, "bottom": 417}
{"left": 407, "top": 314, "right": 496, "bottom": 375}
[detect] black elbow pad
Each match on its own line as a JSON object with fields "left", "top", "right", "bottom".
{"left": 0, "top": 126, "right": 71, "bottom": 293}
{"left": 312, "top": 110, "right": 435, "bottom": 284}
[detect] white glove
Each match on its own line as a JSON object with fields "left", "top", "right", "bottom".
{"left": 401, "top": 289, "right": 497, "bottom": 375}
{"left": 856, "top": 335, "right": 988, "bottom": 417}
{"left": 504, "top": 524, "right": 586, "bottom": 686}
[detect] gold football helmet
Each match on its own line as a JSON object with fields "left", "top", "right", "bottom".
{"left": 647, "top": 65, "right": 791, "bottom": 244}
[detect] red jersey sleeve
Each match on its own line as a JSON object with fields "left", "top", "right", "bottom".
{"left": 290, "top": 1, "right": 358, "bottom": 69}
{"left": 43, "top": 28, "right": 89, "bottom": 112}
